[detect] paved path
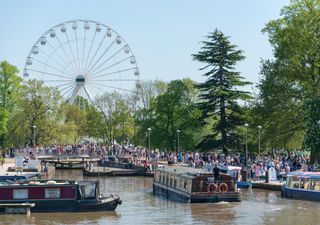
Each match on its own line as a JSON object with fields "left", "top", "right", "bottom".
{"left": 0, "top": 162, "right": 15, "bottom": 175}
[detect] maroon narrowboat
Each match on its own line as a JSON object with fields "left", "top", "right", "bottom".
{"left": 0, "top": 180, "right": 122, "bottom": 212}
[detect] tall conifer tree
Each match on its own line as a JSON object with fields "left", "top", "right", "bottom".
{"left": 192, "top": 29, "right": 251, "bottom": 154}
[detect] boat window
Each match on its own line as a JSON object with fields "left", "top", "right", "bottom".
{"left": 226, "top": 170, "right": 237, "bottom": 178}
{"left": 79, "top": 182, "right": 96, "bottom": 199}
{"left": 309, "top": 179, "right": 320, "bottom": 191}
{"left": 166, "top": 176, "right": 169, "bottom": 186}
{"left": 13, "top": 189, "right": 28, "bottom": 199}
{"left": 174, "top": 179, "right": 177, "bottom": 188}
{"left": 162, "top": 174, "right": 165, "bottom": 184}
{"left": 300, "top": 179, "right": 307, "bottom": 189}
{"left": 184, "top": 181, "right": 187, "bottom": 189}
{"left": 45, "top": 188, "right": 61, "bottom": 198}
{"left": 159, "top": 174, "right": 161, "bottom": 183}
{"left": 170, "top": 178, "right": 173, "bottom": 187}
{"left": 289, "top": 176, "right": 300, "bottom": 189}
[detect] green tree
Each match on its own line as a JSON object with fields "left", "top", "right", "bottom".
{"left": 8, "top": 80, "right": 61, "bottom": 146}
{"left": 85, "top": 107, "right": 105, "bottom": 140}
{"left": 255, "top": 60, "right": 304, "bottom": 150}
{"left": 262, "top": 0, "right": 320, "bottom": 162}
{"left": 192, "top": 29, "right": 252, "bottom": 154}
{"left": 0, "top": 61, "right": 22, "bottom": 146}
{"left": 137, "top": 78, "right": 201, "bottom": 150}
{"left": 139, "top": 79, "right": 167, "bottom": 110}
{"left": 95, "top": 92, "right": 135, "bottom": 145}
{"left": 62, "top": 103, "right": 87, "bottom": 138}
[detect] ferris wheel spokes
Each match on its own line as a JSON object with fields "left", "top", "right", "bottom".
{"left": 55, "top": 35, "right": 79, "bottom": 74}
{"left": 90, "top": 67, "right": 137, "bottom": 79}
{"left": 74, "top": 29, "right": 81, "bottom": 72}
{"left": 87, "top": 45, "right": 125, "bottom": 77}
{"left": 81, "top": 29, "right": 88, "bottom": 72}
{"left": 84, "top": 30, "right": 110, "bottom": 76}
{"left": 59, "top": 83, "right": 76, "bottom": 98}
{"left": 83, "top": 31, "right": 97, "bottom": 74}
{"left": 31, "top": 57, "right": 74, "bottom": 78}
{"left": 83, "top": 86, "right": 94, "bottom": 104}
{"left": 84, "top": 37, "right": 116, "bottom": 77}
{"left": 90, "top": 56, "right": 132, "bottom": 78}
{"left": 27, "top": 68, "right": 73, "bottom": 80}
{"left": 38, "top": 46, "right": 76, "bottom": 76}
{"left": 64, "top": 32, "right": 80, "bottom": 73}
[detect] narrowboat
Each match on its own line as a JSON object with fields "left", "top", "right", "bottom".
{"left": 282, "top": 171, "right": 320, "bottom": 201}
{"left": 0, "top": 179, "right": 122, "bottom": 212}
{"left": 219, "top": 166, "right": 252, "bottom": 188}
{"left": 153, "top": 166, "right": 241, "bottom": 203}
{"left": 0, "top": 173, "right": 40, "bottom": 183}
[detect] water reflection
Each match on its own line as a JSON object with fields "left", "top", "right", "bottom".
{"left": 0, "top": 170, "right": 319, "bottom": 225}
{"left": 0, "top": 211, "right": 119, "bottom": 225}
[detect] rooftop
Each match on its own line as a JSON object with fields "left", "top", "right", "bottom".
{"left": 158, "top": 165, "right": 213, "bottom": 177}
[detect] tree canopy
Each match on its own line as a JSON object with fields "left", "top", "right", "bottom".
{"left": 192, "top": 29, "right": 252, "bottom": 154}
{"left": 260, "top": 0, "right": 320, "bottom": 162}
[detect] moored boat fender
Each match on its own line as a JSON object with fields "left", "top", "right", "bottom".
{"left": 207, "top": 183, "right": 218, "bottom": 192}
{"left": 218, "top": 183, "right": 228, "bottom": 193}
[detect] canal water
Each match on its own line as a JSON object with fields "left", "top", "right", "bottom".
{"left": 0, "top": 170, "right": 319, "bottom": 225}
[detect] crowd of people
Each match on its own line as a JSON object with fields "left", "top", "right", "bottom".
{"left": 1, "top": 143, "right": 318, "bottom": 180}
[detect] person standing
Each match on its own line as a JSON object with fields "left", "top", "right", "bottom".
{"left": 255, "top": 163, "right": 261, "bottom": 181}
{"left": 213, "top": 164, "right": 220, "bottom": 182}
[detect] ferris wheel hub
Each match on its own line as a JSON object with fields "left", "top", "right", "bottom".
{"left": 76, "top": 75, "right": 85, "bottom": 86}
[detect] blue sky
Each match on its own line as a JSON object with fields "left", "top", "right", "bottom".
{"left": 0, "top": 0, "right": 289, "bottom": 92}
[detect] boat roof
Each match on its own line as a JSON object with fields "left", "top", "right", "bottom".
{"left": 0, "top": 179, "right": 100, "bottom": 187}
{"left": 287, "top": 171, "right": 320, "bottom": 179}
{"left": 219, "top": 166, "right": 242, "bottom": 171}
{"left": 157, "top": 166, "right": 212, "bottom": 178}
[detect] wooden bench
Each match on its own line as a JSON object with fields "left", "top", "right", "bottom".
{"left": 0, "top": 203, "right": 35, "bottom": 214}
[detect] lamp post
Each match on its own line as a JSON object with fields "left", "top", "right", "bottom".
{"left": 244, "top": 123, "right": 249, "bottom": 166}
{"left": 147, "top": 128, "right": 152, "bottom": 150}
{"left": 257, "top": 125, "right": 262, "bottom": 156}
{"left": 176, "top": 129, "right": 181, "bottom": 152}
{"left": 32, "top": 125, "right": 37, "bottom": 148}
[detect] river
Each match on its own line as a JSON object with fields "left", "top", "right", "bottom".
{"left": 0, "top": 170, "right": 319, "bottom": 225}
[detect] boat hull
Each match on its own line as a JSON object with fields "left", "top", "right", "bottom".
{"left": 153, "top": 182, "right": 241, "bottom": 203}
{"left": 282, "top": 187, "right": 320, "bottom": 201}
{"left": 75, "top": 196, "right": 122, "bottom": 212}
{"left": 0, "top": 196, "right": 121, "bottom": 212}
{"left": 237, "top": 181, "right": 252, "bottom": 188}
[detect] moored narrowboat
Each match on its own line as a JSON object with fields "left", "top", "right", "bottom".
{"left": 219, "top": 166, "right": 252, "bottom": 188}
{"left": 282, "top": 171, "right": 320, "bottom": 201}
{"left": 153, "top": 166, "right": 241, "bottom": 203}
{"left": 0, "top": 179, "right": 122, "bottom": 212}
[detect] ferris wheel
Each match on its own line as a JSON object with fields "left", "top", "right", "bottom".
{"left": 23, "top": 19, "right": 140, "bottom": 105}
